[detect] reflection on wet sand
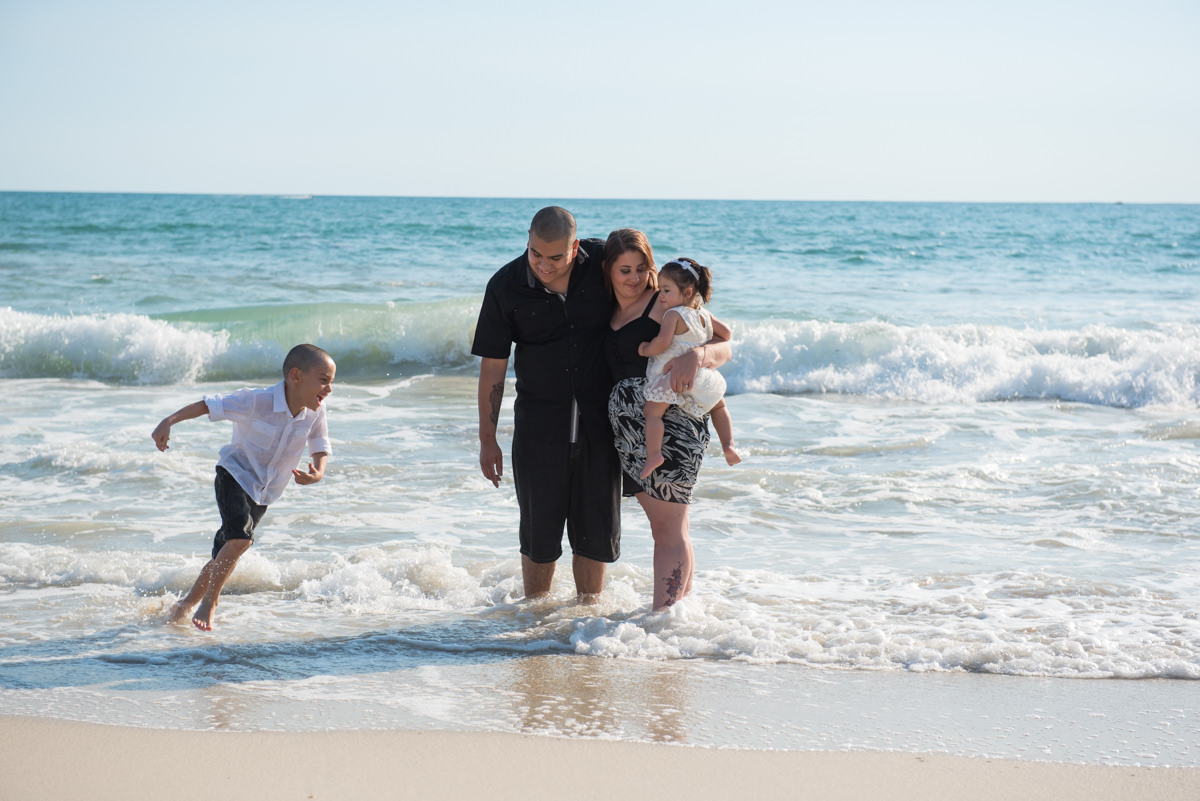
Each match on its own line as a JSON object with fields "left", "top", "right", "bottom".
{"left": 504, "top": 655, "right": 691, "bottom": 744}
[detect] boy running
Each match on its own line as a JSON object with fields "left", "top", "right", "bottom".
{"left": 152, "top": 344, "right": 335, "bottom": 631}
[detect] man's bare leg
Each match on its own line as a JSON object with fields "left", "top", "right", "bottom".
{"left": 572, "top": 554, "right": 606, "bottom": 604}
{"left": 192, "top": 539, "right": 251, "bottom": 631}
{"left": 522, "top": 555, "right": 556, "bottom": 599}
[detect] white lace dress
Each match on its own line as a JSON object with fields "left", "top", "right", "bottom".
{"left": 644, "top": 306, "right": 726, "bottom": 419}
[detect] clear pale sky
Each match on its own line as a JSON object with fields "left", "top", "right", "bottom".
{"left": 1, "top": 0, "right": 1196, "bottom": 202}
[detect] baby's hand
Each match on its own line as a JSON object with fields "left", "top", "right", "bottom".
{"left": 151, "top": 420, "right": 172, "bottom": 452}
{"left": 293, "top": 462, "right": 324, "bottom": 485}
{"left": 637, "top": 342, "right": 651, "bottom": 357}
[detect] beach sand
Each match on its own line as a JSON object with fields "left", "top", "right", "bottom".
{"left": 3, "top": 715, "right": 1197, "bottom": 801}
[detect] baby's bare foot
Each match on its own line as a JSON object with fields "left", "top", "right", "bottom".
{"left": 640, "top": 452, "right": 665, "bottom": 479}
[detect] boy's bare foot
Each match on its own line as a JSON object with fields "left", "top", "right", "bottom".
{"left": 640, "top": 452, "right": 665, "bottom": 479}
{"left": 167, "top": 601, "right": 191, "bottom": 623}
{"left": 723, "top": 444, "right": 742, "bottom": 466}
{"left": 192, "top": 599, "right": 216, "bottom": 631}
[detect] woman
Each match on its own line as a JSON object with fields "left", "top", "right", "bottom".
{"left": 603, "top": 229, "right": 732, "bottom": 609}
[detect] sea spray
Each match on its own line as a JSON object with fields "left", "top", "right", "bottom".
{"left": 0, "top": 298, "right": 480, "bottom": 383}
{"left": 5, "top": 306, "right": 1198, "bottom": 408}
{"left": 732, "top": 319, "right": 1200, "bottom": 407}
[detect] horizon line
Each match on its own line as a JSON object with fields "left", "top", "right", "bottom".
{"left": 1, "top": 189, "right": 1195, "bottom": 206}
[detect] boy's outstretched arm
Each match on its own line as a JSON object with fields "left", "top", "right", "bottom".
{"left": 151, "top": 400, "right": 209, "bottom": 451}
{"left": 293, "top": 452, "right": 328, "bottom": 485}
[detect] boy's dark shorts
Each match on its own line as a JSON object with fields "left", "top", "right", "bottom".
{"left": 511, "top": 425, "right": 621, "bottom": 565}
{"left": 212, "top": 466, "right": 268, "bottom": 559}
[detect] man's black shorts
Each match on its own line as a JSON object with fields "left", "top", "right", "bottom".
{"left": 211, "top": 466, "right": 268, "bottom": 559}
{"left": 511, "top": 425, "right": 620, "bottom": 564}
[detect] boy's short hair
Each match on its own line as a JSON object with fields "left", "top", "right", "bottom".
{"left": 283, "top": 344, "right": 333, "bottom": 377}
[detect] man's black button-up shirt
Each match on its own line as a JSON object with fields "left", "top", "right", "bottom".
{"left": 471, "top": 238, "right": 615, "bottom": 444}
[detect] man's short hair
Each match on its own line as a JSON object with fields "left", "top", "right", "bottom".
{"left": 529, "top": 206, "right": 577, "bottom": 243}
{"left": 283, "top": 344, "right": 333, "bottom": 377}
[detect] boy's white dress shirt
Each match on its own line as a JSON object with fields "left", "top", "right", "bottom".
{"left": 204, "top": 381, "right": 332, "bottom": 505}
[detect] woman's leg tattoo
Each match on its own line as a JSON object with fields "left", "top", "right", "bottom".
{"left": 663, "top": 562, "right": 684, "bottom": 606}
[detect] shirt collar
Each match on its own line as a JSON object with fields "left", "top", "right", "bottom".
{"left": 270, "top": 380, "right": 300, "bottom": 417}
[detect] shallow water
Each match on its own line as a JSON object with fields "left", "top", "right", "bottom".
{"left": 2, "top": 194, "right": 1198, "bottom": 764}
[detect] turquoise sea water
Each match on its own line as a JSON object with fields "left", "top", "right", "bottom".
{"left": 1, "top": 193, "right": 1199, "bottom": 764}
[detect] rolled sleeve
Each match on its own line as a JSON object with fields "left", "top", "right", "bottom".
{"left": 307, "top": 408, "right": 332, "bottom": 456}
{"left": 308, "top": 433, "right": 332, "bottom": 457}
{"left": 205, "top": 387, "right": 256, "bottom": 422}
{"left": 203, "top": 393, "right": 225, "bottom": 421}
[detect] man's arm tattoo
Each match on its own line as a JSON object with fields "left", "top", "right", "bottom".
{"left": 488, "top": 381, "right": 504, "bottom": 426}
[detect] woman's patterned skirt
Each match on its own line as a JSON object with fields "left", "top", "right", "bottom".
{"left": 608, "top": 376, "right": 710, "bottom": 504}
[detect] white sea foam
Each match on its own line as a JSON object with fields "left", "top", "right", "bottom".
{"left": 4, "top": 306, "right": 1197, "bottom": 409}
{"left": 2, "top": 540, "right": 1195, "bottom": 679}
{"left": 0, "top": 307, "right": 253, "bottom": 383}
{"left": 0, "top": 301, "right": 479, "bottom": 383}
{"left": 565, "top": 570, "right": 1200, "bottom": 679}
{"left": 730, "top": 319, "right": 1200, "bottom": 407}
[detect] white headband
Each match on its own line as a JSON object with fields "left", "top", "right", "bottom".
{"left": 669, "top": 259, "right": 698, "bottom": 279}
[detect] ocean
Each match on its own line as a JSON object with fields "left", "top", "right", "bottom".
{"left": 1, "top": 192, "right": 1198, "bottom": 765}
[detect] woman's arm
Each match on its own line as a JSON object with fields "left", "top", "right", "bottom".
{"left": 702, "top": 313, "right": 733, "bottom": 368}
{"left": 662, "top": 315, "right": 732, "bottom": 391}
{"left": 709, "top": 313, "right": 731, "bottom": 345}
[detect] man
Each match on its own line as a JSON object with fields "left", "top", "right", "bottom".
{"left": 472, "top": 206, "right": 620, "bottom": 601}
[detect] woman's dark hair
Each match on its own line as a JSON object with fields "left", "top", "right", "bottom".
{"left": 602, "top": 228, "right": 658, "bottom": 294}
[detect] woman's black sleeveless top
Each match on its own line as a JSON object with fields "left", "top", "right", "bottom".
{"left": 605, "top": 292, "right": 660, "bottom": 382}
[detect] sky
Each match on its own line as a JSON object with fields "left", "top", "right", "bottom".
{"left": 1, "top": 0, "right": 1197, "bottom": 202}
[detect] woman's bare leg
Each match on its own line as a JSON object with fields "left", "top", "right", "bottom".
{"left": 636, "top": 493, "right": 693, "bottom": 610}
